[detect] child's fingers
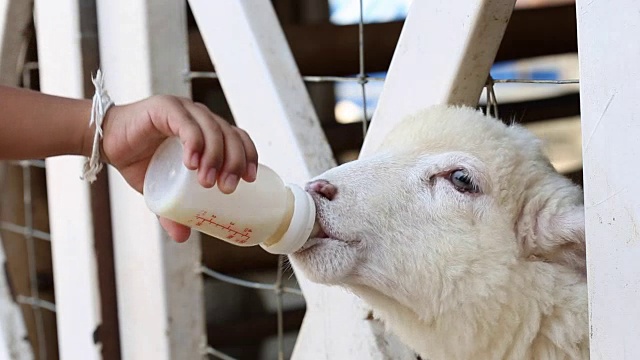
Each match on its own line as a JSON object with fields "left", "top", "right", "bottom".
{"left": 147, "top": 95, "right": 205, "bottom": 171}
{"left": 215, "top": 116, "right": 248, "bottom": 194}
{"left": 183, "top": 101, "right": 225, "bottom": 188}
{"left": 233, "top": 127, "right": 258, "bottom": 182}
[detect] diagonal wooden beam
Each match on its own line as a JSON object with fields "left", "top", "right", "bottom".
{"left": 187, "top": 0, "right": 334, "bottom": 182}
{"left": 360, "top": 0, "right": 518, "bottom": 156}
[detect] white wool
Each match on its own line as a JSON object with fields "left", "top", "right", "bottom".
{"left": 291, "top": 105, "right": 588, "bottom": 360}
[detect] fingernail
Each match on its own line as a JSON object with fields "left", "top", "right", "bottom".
{"left": 206, "top": 168, "right": 217, "bottom": 187}
{"left": 248, "top": 163, "right": 257, "bottom": 181}
{"left": 224, "top": 174, "right": 239, "bottom": 192}
{"left": 190, "top": 152, "right": 200, "bottom": 168}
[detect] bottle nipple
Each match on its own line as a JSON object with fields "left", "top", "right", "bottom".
{"left": 259, "top": 184, "right": 316, "bottom": 254}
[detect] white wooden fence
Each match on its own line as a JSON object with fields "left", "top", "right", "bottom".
{"left": 0, "top": 0, "right": 639, "bottom": 358}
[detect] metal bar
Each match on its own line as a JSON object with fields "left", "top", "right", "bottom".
{"left": 275, "top": 255, "right": 285, "bottom": 360}
{"left": 358, "top": 0, "right": 368, "bottom": 135}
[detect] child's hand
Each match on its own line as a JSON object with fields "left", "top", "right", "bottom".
{"left": 97, "top": 95, "right": 258, "bottom": 243}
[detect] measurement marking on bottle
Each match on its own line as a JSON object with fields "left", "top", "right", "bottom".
{"left": 191, "top": 210, "right": 252, "bottom": 244}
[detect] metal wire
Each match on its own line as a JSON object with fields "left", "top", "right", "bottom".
{"left": 205, "top": 346, "right": 239, "bottom": 360}
{"left": 7, "top": 160, "right": 47, "bottom": 169}
{"left": 23, "top": 160, "right": 47, "bottom": 360}
{"left": 200, "top": 266, "right": 303, "bottom": 296}
{"left": 16, "top": 295, "right": 56, "bottom": 313}
{"left": 358, "top": 0, "right": 369, "bottom": 136}
{"left": 492, "top": 78, "right": 579, "bottom": 84}
{"left": 187, "top": 72, "right": 386, "bottom": 84}
{"left": 0, "top": 222, "right": 52, "bottom": 241}
{"left": 485, "top": 76, "right": 500, "bottom": 118}
{"left": 201, "top": 264, "right": 303, "bottom": 359}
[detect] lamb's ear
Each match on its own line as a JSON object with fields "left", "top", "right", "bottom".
{"left": 519, "top": 195, "right": 586, "bottom": 275}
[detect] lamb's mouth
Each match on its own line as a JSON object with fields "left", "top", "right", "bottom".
{"left": 294, "top": 221, "right": 351, "bottom": 253}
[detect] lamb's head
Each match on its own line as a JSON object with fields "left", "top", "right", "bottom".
{"left": 290, "top": 105, "right": 585, "bottom": 337}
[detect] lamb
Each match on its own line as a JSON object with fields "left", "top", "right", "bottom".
{"left": 290, "top": 105, "right": 589, "bottom": 360}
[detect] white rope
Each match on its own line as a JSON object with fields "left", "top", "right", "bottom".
{"left": 82, "top": 69, "right": 114, "bottom": 183}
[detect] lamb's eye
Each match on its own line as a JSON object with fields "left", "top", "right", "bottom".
{"left": 449, "top": 170, "right": 478, "bottom": 193}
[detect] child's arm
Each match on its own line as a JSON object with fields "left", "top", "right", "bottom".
{"left": 0, "top": 85, "right": 93, "bottom": 160}
{"left": 0, "top": 85, "right": 258, "bottom": 242}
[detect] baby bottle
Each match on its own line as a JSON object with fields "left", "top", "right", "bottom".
{"left": 143, "top": 137, "right": 316, "bottom": 254}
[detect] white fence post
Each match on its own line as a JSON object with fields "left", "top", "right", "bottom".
{"left": 576, "top": 0, "right": 640, "bottom": 358}
{"left": 95, "top": 0, "right": 206, "bottom": 358}
{"left": 33, "top": 0, "right": 104, "bottom": 358}
{"left": 0, "top": 0, "right": 36, "bottom": 358}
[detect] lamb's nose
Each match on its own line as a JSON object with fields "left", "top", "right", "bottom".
{"left": 305, "top": 179, "right": 337, "bottom": 200}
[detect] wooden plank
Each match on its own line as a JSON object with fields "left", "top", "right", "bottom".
{"left": 77, "top": 0, "right": 122, "bottom": 357}
{"left": 187, "top": 0, "right": 334, "bottom": 183}
{"left": 95, "top": 0, "right": 206, "bottom": 359}
{"left": 33, "top": 0, "right": 104, "bottom": 358}
{"left": 0, "top": 1, "right": 43, "bottom": 358}
{"left": 0, "top": 0, "right": 32, "bottom": 85}
{"left": 188, "top": 4, "right": 577, "bottom": 77}
{"left": 361, "top": 0, "right": 517, "bottom": 154}
{"left": 0, "top": 243, "right": 32, "bottom": 359}
{"left": 0, "top": 164, "right": 54, "bottom": 360}
{"left": 576, "top": 0, "right": 640, "bottom": 358}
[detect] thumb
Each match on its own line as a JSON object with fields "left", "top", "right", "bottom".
{"left": 159, "top": 217, "right": 192, "bottom": 243}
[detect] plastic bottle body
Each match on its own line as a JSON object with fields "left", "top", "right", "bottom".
{"left": 143, "top": 137, "right": 314, "bottom": 254}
